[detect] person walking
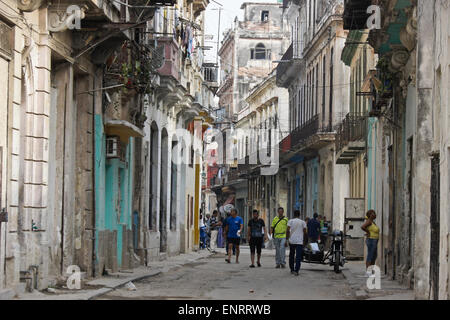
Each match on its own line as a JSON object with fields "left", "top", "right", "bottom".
{"left": 224, "top": 209, "right": 243, "bottom": 264}
{"left": 209, "top": 210, "right": 221, "bottom": 253}
{"left": 304, "top": 217, "right": 310, "bottom": 244}
{"left": 222, "top": 211, "right": 236, "bottom": 256}
{"left": 307, "top": 213, "right": 321, "bottom": 243}
{"left": 199, "top": 214, "right": 206, "bottom": 249}
{"left": 320, "top": 216, "right": 330, "bottom": 247}
{"left": 247, "top": 210, "right": 268, "bottom": 268}
{"left": 361, "top": 210, "right": 380, "bottom": 276}
{"left": 287, "top": 210, "right": 307, "bottom": 276}
{"left": 270, "top": 207, "right": 289, "bottom": 268}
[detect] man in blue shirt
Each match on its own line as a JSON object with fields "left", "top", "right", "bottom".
{"left": 307, "top": 213, "right": 321, "bottom": 243}
{"left": 222, "top": 212, "right": 236, "bottom": 255}
{"left": 224, "top": 209, "right": 243, "bottom": 264}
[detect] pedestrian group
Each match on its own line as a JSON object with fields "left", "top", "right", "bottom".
{"left": 201, "top": 207, "right": 379, "bottom": 276}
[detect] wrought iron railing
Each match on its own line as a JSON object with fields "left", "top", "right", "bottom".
{"left": 335, "top": 113, "right": 367, "bottom": 154}
{"left": 290, "top": 114, "right": 333, "bottom": 148}
{"left": 227, "top": 169, "right": 240, "bottom": 182}
{"left": 202, "top": 64, "right": 218, "bottom": 83}
{"left": 276, "top": 43, "right": 293, "bottom": 79}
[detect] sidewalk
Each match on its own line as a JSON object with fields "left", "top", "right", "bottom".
{"left": 14, "top": 250, "right": 212, "bottom": 300}
{"left": 342, "top": 261, "right": 415, "bottom": 300}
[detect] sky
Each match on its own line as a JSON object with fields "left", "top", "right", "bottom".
{"left": 203, "top": 0, "right": 279, "bottom": 64}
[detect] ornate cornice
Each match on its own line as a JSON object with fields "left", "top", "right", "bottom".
{"left": 17, "top": 0, "right": 46, "bottom": 12}
{"left": 399, "top": 6, "right": 417, "bottom": 52}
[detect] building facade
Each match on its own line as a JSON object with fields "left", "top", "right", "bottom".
{"left": 0, "top": 0, "right": 214, "bottom": 296}
{"left": 212, "top": 2, "right": 290, "bottom": 218}
{"left": 235, "top": 73, "right": 289, "bottom": 236}
{"left": 277, "top": 0, "right": 350, "bottom": 230}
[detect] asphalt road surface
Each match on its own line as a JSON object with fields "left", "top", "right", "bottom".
{"left": 95, "top": 248, "right": 353, "bottom": 300}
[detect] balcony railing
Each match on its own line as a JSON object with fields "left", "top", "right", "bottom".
{"left": 202, "top": 64, "right": 218, "bottom": 83}
{"left": 156, "top": 37, "right": 180, "bottom": 81}
{"left": 290, "top": 114, "right": 333, "bottom": 149}
{"left": 335, "top": 113, "right": 367, "bottom": 156}
{"left": 276, "top": 43, "right": 305, "bottom": 88}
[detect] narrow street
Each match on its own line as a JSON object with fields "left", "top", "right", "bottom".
{"left": 95, "top": 248, "right": 353, "bottom": 300}
{"left": 0, "top": 0, "right": 448, "bottom": 302}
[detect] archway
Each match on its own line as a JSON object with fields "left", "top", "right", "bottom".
{"left": 160, "top": 128, "right": 168, "bottom": 252}
{"left": 149, "top": 122, "right": 159, "bottom": 230}
{"left": 170, "top": 135, "right": 178, "bottom": 231}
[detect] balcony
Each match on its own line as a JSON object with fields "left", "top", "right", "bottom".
{"left": 187, "top": 0, "right": 210, "bottom": 17}
{"left": 157, "top": 37, "right": 180, "bottom": 82}
{"left": 276, "top": 44, "right": 305, "bottom": 88}
{"left": 335, "top": 113, "right": 367, "bottom": 165}
{"left": 202, "top": 63, "right": 219, "bottom": 91}
{"left": 343, "top": 0, "right": 372, "bottom": 30}
{"left": 146, "top": 0, "right": 177, "bottom": 5}
{"left": 287, "top": 114, "right": 335, "bottom": 156}
{"left": 104, "top": 40, "right": 164, "bottom": 95}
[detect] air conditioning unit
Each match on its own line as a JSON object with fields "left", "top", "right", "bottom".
{"left": 106, "top": 136, "right": 120, "bottom": 158}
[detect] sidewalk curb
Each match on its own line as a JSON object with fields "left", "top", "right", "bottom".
{"left": 342, "top": 268, "right": 369, "bottom": 299}
{"left": 86, "top": 271, "right": 163, "bottom": 300}
{"left": 86, "top": 252, "right": 213, "bottom": 300}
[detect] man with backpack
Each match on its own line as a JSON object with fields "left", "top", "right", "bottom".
{"left": 247, "top": 210, "right": 268, "bottom": 268}
{"left": 270, "top": 207, "right": 289, "bottom": 268}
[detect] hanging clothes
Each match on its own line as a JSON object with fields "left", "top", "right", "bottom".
{"left": 184, "top": 25, "right": 191, "bottom": 47}
{"left": 180, "top": 24, "right": 185, "bottom": 43}
{"left": 188, "top": 38, "right": 193, "bottom": 58}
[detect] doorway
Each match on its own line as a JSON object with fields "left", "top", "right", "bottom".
{"left": 387, "top": 144, "right": 396, "bottom": 279}
{"left": 160, "top": 129, "right": 168, "bottom": 253}
{"left": 0, "top": 56, "right": 9, "bottom": 288}
{"left": 429, "top": 154, "right": 440, "bottom": 300}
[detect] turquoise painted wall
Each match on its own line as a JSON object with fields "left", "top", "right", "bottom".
{"left": 94, "top": 115, "right": 106, "bottom": 259}
{"left": 94, "top": 113, "right": 135, "bottom": 268}
{"left": 306, "top": 158, "right": 319, "bottom": 216}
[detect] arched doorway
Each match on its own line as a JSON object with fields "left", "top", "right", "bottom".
{"left": 149, "top": 122, "right": 159, "bottom": 230}
{"left": 170, "top": 136, "right": 178, "bottom": 231}
{"left": 160, "top": 128, "right": 168, "bottom": 252}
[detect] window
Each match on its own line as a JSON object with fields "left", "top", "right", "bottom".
{"left": 190, "top": 145, "right": 194, "bottom": 168}
{"left": 252, "top": 43, "right": 269, "bottom": 60}
{"left": 329, "top": 48, "right": 334, "bottom": 127}
{"left": 298, "top": 88, "right": 301, "bottom": 128}
{"left": 315, "top": 64, "right": 319, "bottom": 116}
{"left": 245, "top": 136, "right": 249, "bottom": 157}
{"left": 261, "top": 11, "right": 269, "bottom": 22}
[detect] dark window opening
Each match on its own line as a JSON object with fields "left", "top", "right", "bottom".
{"left": 261, "top": 11, "right": 269, "bottom": 22}
{"left": 254, "top": 43, "right": 268, "bottom": 60}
